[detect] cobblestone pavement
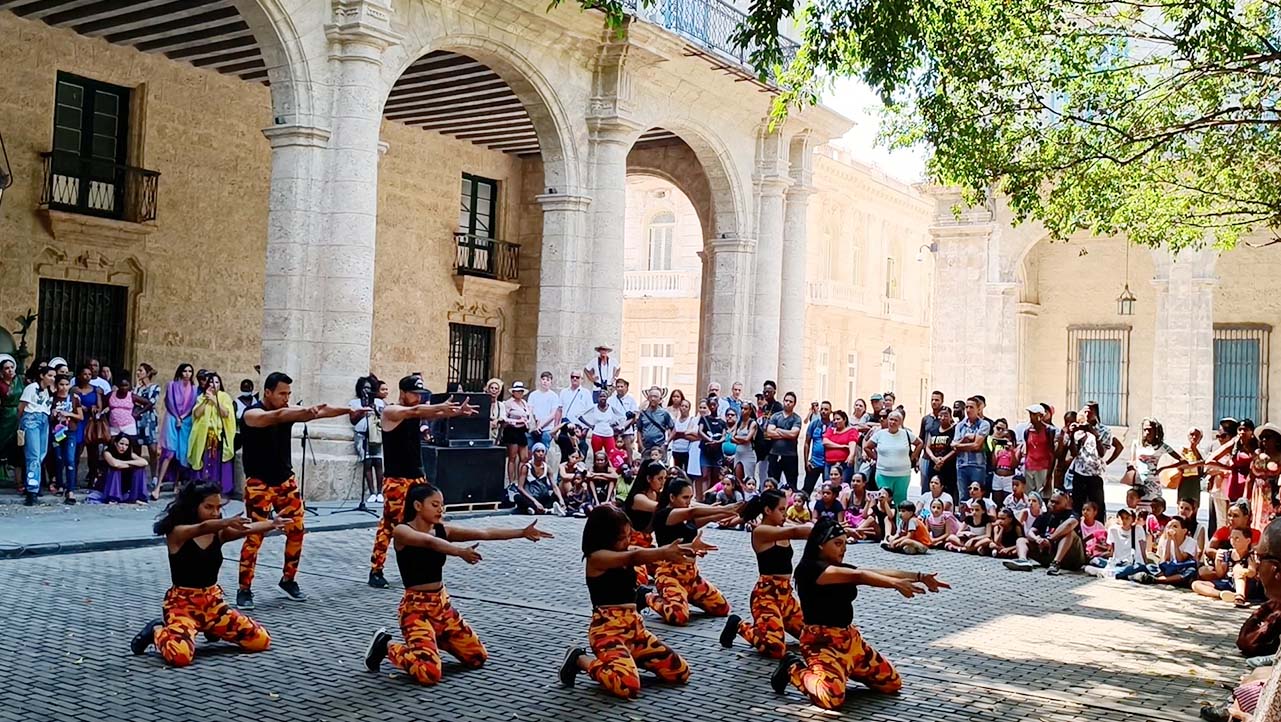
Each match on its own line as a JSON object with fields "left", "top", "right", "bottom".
{"left": 0, "top": 515, "right": 1239, "bottom": 721}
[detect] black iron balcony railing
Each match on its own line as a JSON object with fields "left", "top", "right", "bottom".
{"left": 40, "top": 150, "right": 160, "bottom": 223}
{"left": 620, "top": 0, "right": 800, "bottom": 82}
{"left": 455, "top": 233, "right": 520, "bottom": 283}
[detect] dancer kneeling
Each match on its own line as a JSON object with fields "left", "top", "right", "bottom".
{"left": 559, "top": 505, "right": 711, "bottom": 698}
{"left": 641, "top": 476, "right": 739, "bottom": 625}
{"left": 720, "top": 488, "right": 810, "bottom": 658}
{"left": 772, "top": 518, "right": 950, "bottom": 710}
{"left": 130, "top": 482, "right": 282, "bottom": 666}
{"left": 363, "top": 483, "right": 552, "bottom": 685}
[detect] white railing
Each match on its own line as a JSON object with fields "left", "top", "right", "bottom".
{"left": 624, "top": 270, "right": 700, "bottom": 297}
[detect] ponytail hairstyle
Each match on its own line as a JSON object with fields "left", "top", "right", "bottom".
{"left": 801, "top": 517, "right": 843, "bottom": 563}
{"left": 582, "top": 504, "right": 630, "bottom": 558}
{"left": 740, "top": 488, "right": 786, "bottom": 524}
{"left": 153, "top": 481, "right": 222, "bottom": 536}
{"left": 402, "top": 483, "right": 443, "bottom": 524}
{"left": 657, "top": 476, "right": 693, "bottom": 510}
{"left": 625, "top": 459, "right": 667, "bottom": 510}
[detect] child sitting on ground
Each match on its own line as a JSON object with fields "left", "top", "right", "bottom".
{"left": 946, "top": 502, "right": 996, "bottom": 554}
{"left": 1191, "top": 527, "right": 1260, "bottom": 606}
{"left": 922, "top": 499, "right": 960, "bottom": 549}
{"left": 812, "top": 483, "right": 844, "bottom": 524}
{"left": 989, "top": 508, "right": 1024, "bottom": 559}
{"left": 881, "top": 501, "right": 932, "bottom": 555}
{"left": 1079, "top": 501, "right": 1108, "bottom": 559}
{"left": 785, "top": 491, "right": 812, "bottom": 525}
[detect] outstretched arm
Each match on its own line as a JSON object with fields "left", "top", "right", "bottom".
{"left": 445, "top": 520, "right": 553, "bottom": 543}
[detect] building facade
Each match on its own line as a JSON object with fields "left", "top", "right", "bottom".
{"left": 0, "top": 0, "right": 848, "bottom": 496}
{"left": 928, "top": 189, "right": 1280, "bottom": 441}
{"left": 620, "top": 146, "right": 935, "bottom": 416}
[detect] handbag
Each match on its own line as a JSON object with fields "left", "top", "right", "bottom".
{"left": 85, "top": 414, "right": 110, "bottom": 445}
{"left": 366, "top": 409, "right": 383, "bottom": 445}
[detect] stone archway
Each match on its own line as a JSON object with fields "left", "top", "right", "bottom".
{"left": 228, "top": 0, "right": 317, "bottom": 123}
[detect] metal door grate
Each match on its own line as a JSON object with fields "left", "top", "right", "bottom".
{"left": 1214, "top": 324, "right": 1271, "bottom": 423}
{"left": 448, "top": 323, "right": 494, "bottom": 392}
{"left": 36, "top": 279, "right": 129, "bottom": 374}
{"left": 1066, "top": 325, "right": 1130, "bottom": 426}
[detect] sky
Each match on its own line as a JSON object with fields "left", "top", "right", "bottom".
{"left": 820, "top": 76, "right": 928, "bottom": 184}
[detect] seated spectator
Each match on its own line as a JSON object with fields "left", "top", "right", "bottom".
{"left": 1080, "top": 501, "right": 1108, "bottom": 559}
{"left": 743, "top": 478, "right": 759, "bottom": 501}
{"left": 513, "top": 443, "right": 556, "bottom": 515}
{"left": 1145, "top": 496, "right": 1173, "bottom": 540}
{"left": 989, "top": 508, "right": 1024, "bottom": 559}
{"left": 1192, "top": 527, "right": 1260, "bottom": 606}
{"left": 842, "top": 474, "right": 883, "bottom": 541}
{"left": 945, "top": 502, "right": 996, "bottom": 554}
{"left": 786, "top": 490, "right": 812, "bottom": 525}
{"left": 1004, "top": 491, "right": 1086, "bottom": 575}
{"left": 963, "top": 481, "right": 998, "bottom": 516}
{"left": 1210, "top": 501, "right": 1261, "bottom": 554}
{"left": 1085, "top": 507, "right": 1150, "bottom": 579}
{"left": 1177, "top": 496, "right": 1209, "bottom": 558}
{"left": 1123, "top": 487, "right": 1143, "bottom": 517}
{"left": 921, "top": 499, "right": 960, "bottom": 549}
{"left": 716, "top": 476, "right": 747, "bottom": 505}
{"left": 881, "top": 501, "right": 932, "bottom": 554}
{"left": 1002, "top": 476, "right": 1033, "bottom": 525}
{"left": 584, "top": 450, "right": 617, "bottom": 504}
{"left": 915, "top": 475, "right": 955, "bottom": 516}
{"left": 812, "top": 482, "right": 845, "bottom": 524}
{"left": 1132, "top": 516, "right": 1200, "bottom": 586}
{"left": 563, "top": 475, "right": 597, "bottom": 518}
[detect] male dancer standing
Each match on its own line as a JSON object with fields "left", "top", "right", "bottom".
{"left": 367, "top": 375, "right": 476, "bottom": 588}
{"left": 236, "top": 372, "right": 359, "bottom": 610}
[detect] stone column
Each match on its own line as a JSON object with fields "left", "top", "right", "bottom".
{"left": 698, "top": 234, "right": 757, "bottom": 391}
{"left": 750, "top": 128, "right": 790, "bottom": 386}
{"left": 260, "top": 124, "right": 331, "bottom": 398}
{"left": 925, "top": 192, "right": 996, "bottom": 400}
{"left": 777, "top": 184, "right": 813, "bottom": 395}
{"left": 585, "top": 121, "right": 639, "bottom": 353}
{"left": 535, "top": 192, "right": 594, "bottom": 378}
{"left": 982, "top": 282, "right": 1022, "bottom": 417}
{"left": 1150, "top": 248, "right": 1218, "bottom": 435}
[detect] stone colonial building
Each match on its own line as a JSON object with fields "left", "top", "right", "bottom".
{"left": 0, "top": 0, "right": 848, "bottom": 496}
{"left": 620, "top": 146, "right": 934, "bottom": 415}
{"left": 927, "top": 190, "right": 1280, "bottom": 440}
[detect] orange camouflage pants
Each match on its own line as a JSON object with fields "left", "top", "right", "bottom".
{"left": 237, "top": 477, "right": 305, "bottom": 590}
{"left": 645, "top": 559, "right": 730, "bottom": 626}
{"left": 386, "top": 588, "right": 488, "bottom": 685}
{"left": 790, "top": 624, "right": 902, "bottom": 709}
{"left": 153, "top": 585, "right": 271, "bottom": 667}
{"left": 370, "top": 476, "right": 425, "bottom": 573}
{"left": 586, "top": 605, "right": 690, "bottom": 699}
{"left": 629, "top": 529, "right": 655, "bottom": 587}
{"left": 736, "top": 575, "right": 803, "bottom": 659}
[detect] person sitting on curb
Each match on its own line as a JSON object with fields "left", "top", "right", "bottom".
{"left": 1003, "top": 491, "right": 1086, "bottom": 575}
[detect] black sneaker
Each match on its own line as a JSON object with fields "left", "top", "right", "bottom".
{"left": 559, "top": 646, "right": 585, "bottom": 687}
{"left": 23, "top": 492, "right": 36, "bottom": 507}
{"left": 771, "top": 652, "right": 803, "bottom": 694}
{"left": 368, "top": 570, "right": 389, "bottom": 589}
{"left": 130, "top": 619, "right": 161, "bottom": 655}
{"left": 720, "top": 614, "right": 741, "bottom": 648}
{"left": 63, "top": 493, "right": 76, "bottom": 505}
{"left": 235, "top": 589, "right": 255, "bottom": 610}
{"left": 1199, "top": 704, "right": 1230, "bottom": 722}
{"left": 1047, "top": 563, "right": 1062, "bottom": 576}
{"left": 364, "top": 628, "right": 392, "bottom": 672}
{"left": 278, "top": 579, "right": 308, "bottom": 602}
{"left": 635, "top": 584, "right": 653, "bottom": 611}
{"left": 203, "top": 631, "right": 219, "bottom": 644}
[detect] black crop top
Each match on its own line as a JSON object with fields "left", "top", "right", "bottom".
{"left": 794, "top": 559, "right": 859, "bottom": 627}
{"left": 756, "top": 542, "right": 794, "bottom": 576}
{"left": 586, "top": 565, "right": 637, "bottom": 607}
{"left": 653, "top": 507, "right": 696, "bottom": 546}
{"left": 169, "top": 535, "right": 224, "bottom": 588}
{"left": 395, "top": 523, "right": 448, "bottom": 588}
{"left": 625, "top": 501, "right": 654, "bottom": 534}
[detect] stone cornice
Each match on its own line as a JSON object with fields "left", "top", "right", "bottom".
{"left": 536, "top": 193, "right": 592, "bottom": 212}
{"left": 262, "top": 124, "right": 332, "bottom": 149}
{"left": 707, "top": 234, "right": 757, "bottom": 253}
{"left": 326, "top": 0, "right": 401, "bottom": 60}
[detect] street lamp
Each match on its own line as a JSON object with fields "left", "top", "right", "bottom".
{"left": 0, "top": 130, "right": 11, "bottom": 211}
{"left": 915, "top": 242, "right": 938, "bottom": 263}
{"left": 1116, "top": 241, "right": 1136, "bottom": 316}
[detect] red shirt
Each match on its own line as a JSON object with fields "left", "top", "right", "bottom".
{"left": 823, "top": 426, "right": 860, "bottom": 464}
{"left": 1212, "top": 526, "right": 1261, "bottom": 546}
{"left": 1024, "top": 424, "right": 1053, "bottom": 471}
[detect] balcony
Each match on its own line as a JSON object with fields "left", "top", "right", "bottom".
{"left": 454, "top": 232, "right": 520, "bottom": 296}
{"left": 620, "top": 0, "right": 800, "bottom": 88}
{"left": 624, "top": 269, "right": 700, "bottom": 298}
{"left": 40, "top": 150, "right": 159, "bottom": 223}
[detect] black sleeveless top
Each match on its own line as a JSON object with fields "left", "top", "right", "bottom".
{"left": 169, "top": 535, "right": 224, "bottom": 588}
{"left": 795, "top": 559, "right": 859, "bottom": 627}
{"left": 241, "top": 401, "right": 295, "bottom": 485}
{"left": 395, "top": 523, "right": 448, "bottom": 588}
{"left": 625, "top": 499, "right": 654, "bottom": 534}
{"left": 586, "top": 565, "right": 637, "bottom": 607}
{"left": 756, "top": 541, "right": 794, "bottom": 576}
{"left": 383, "top": 417, "right": 424, "bottom": 479}
{"left": 653, "top": 507, "right": 696, "bottom": 545}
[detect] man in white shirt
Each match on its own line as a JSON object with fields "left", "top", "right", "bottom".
{"left": 559, "top": 370, "right": 593, "bottom": 458}
{"left": 87, "top": 357, "right": 112, "bottom": 395}
{"left": 607, "top": 378, "right": 639, "bottom": 459}
{"left": 583, "top": 344, "right": 619, "bottom": 401}
{"left": 527, "top": 371, "right": 562, "bottom": 449}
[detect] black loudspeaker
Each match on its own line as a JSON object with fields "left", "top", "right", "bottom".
{"left": 421, "top": 445, "right": 507, "bottom": 505}
{"left": 428, "top": 392, "right": 491, "bottom": 447}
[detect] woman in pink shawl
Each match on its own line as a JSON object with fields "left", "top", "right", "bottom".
{"left": 156, "top": 364, "right": 196, "bottom": 487}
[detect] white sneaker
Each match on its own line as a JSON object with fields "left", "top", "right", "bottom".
{"left": 376, "top": 494, "right": 385, "bottom": 503}
{"left": 552, "top": 502, "right": 565, "bottom": 516}
{"left": 366, "top": 493, "right": 378, "bottom": 504}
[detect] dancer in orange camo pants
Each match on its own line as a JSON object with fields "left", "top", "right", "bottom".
{"left": 363, "top": 483, "right": 551, "bottom": 685}
{"left": 640, "top": 476, "right": 737, "bottom": 625}
{"left": 367, "top": 375, "right": 477, "bottom": 589}
{"left": 560, "top": 505, "right": 708, "bottom": 698}
{"left": 771, "top": 518, "right": 951, "bottom": 710}
{"left": 130, "top": 482, "right": 283, "bottom": 666}
{"left": 717, "top": 488, "right": 813, "bottom": 657}
{"left": 622, "top": 459, "right": 670, "bottom": 588}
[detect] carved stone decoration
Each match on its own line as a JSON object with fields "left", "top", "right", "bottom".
{"left": 447, "top": 301, "right": 506, "bottom": 374}
{"left": 38, "top": 208, "right": 157, "bottom": 249}
{"left": 33, "top": 246, "right": 145, "bottom": 365}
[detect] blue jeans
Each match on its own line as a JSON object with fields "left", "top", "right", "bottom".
{"left": 527, "top": 430, "right": 552, "bottom": 449}
{"left": 1112, "top": 562, "right": 1147, "bottom": 580}
{"left": 20, "top": 413, "right": 50, "bottom": 493}
{"left": 53, "top": 437, "right": 78, "bottom": 492}
{"left": 957, "top": 464, "right": 987, "bottom": 494}
{"left": 919, "top": 458, "right": 933, "bottom": 494}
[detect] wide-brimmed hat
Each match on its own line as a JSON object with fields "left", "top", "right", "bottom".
{"left": 594, "top": 344, "right": 613, "bottom": 352}
{"left": 510, "top": 381, "right": 527, "bottom": 393}
{"left": 1257, "top": 422, "right": 1281, "bottom": 441}
{"left": 49, "top": 357, "right": 67, "bottom": 368}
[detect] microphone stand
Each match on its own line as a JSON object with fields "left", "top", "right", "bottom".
{"left": 298, "top": 423, "right": 319, "bottom": 516}
{"left": 332, "top": 402, "right": 379, "bottom": 518}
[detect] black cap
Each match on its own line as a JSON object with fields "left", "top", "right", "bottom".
{"left": 399, "top": 375, "right": 426, "bottom": 392}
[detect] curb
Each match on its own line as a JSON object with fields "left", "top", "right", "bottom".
{"left": 0, "top": 508, "right": 507, "bottom": 561}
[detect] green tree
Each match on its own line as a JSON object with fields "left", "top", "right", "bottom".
{"left": 574, "top": 0, "right": 1281, "bottom": 250}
